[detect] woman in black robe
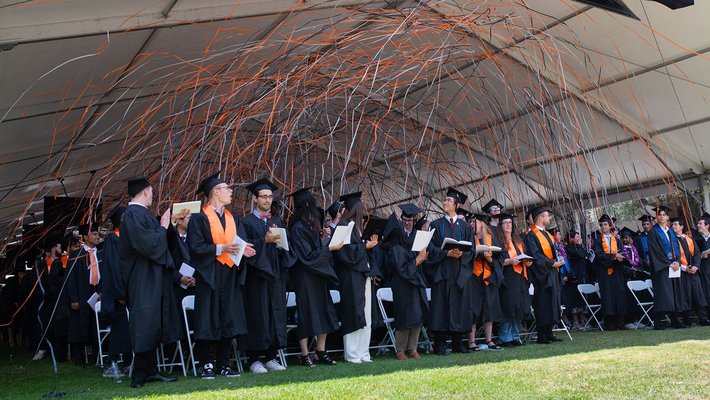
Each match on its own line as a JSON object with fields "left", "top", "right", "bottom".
{"left": 593, "top": 215, "right": 629, "bottom": 330}
{"left": 563, "top": 231, "right": 590, "bottom": 330}
{"left": 469, "top": 214, "right": 503, "bottom": 350}
{"left": 287, "top": 188, "right": 341, "bottom": 367}
{"left": 381, "top": 213, "right": 428, "bottom": 360}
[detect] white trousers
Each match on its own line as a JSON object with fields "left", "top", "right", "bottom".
{"left": 343, "top": 277, "right": 372, "bottom": 362}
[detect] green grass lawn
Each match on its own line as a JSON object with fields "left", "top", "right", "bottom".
{"left": 1, "top": 327, "right": 708, "bottom": 399}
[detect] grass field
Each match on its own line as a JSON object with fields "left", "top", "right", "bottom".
{"left": 1, "top": 327, "right": 708, "bottom": 399}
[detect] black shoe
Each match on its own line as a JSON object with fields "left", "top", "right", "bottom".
{"left": 201, "top": 363, "right": 215, "bottom": 379}
{"left": 219, "top": 366, "right": 240, "bottom": 377}
{"left": 536, "top": 337, "right": 551, "bottom": 344}
{"left": 698, "top": 319, "right": 710, "bottom": 326}
{"left": 300, "top": 355, "right": 316, "bottom": 367}
{"left": 315, "top": 351, "right": 337, "bottom": 366}
{"left": 130, "top": 380, "right": 144, "bottom": 388}
{"left": 511, "top": 339, "right": 524, "bottom": 347}
{"left": 548, "top": 335, "right": 562, "bottom": 342}
{"left": 500, "top": 341, "right": 514, "bottom": 348}
{"left": 433, "top": 345, "right": 448, "bottom": 356}
{"left": 145, "top": 374, "right": 177, "bottom": 383}
{"left": 451, "top": 345, "right": 471, "bottom": 354}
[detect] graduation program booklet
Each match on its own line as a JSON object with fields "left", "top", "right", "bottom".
{"left": 475, "top": 245, "right": 502, "bottom": 255}
{"left": 668, "top": 266, "right": 681, "bottom": 278}
{"left": 514, "top": 253, "right": 534, "bottom": 260}
{"left": 411, "top": 229, "right": 435, "bottom": 252}
{"left": 178, "top": 263, "right": 195, "bottom": 289}
{"left": 87, "top": 292, "right": 99, "bottom": 312}
{"left": 269, "top": 227, "right": 289, "bottom": 251}
{"left": 172, "top": 201, "right": 202, "bottom": 215}
{"left": 229, "top": 235, "right": 248, "bottom": 266}
{"left": 331, "top": 221, "right": 355, "bottom": 246}
{"left": 441, "top": 238, "right": 473, "bottom": 251}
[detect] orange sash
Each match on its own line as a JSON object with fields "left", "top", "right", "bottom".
{"left": 507, "top": 241, "right": 528, "bottom": 280}
{"left": 601, "top": 235, "right": 618, "bottom": 275}
{"left": 61, "top": 254, "right": 68, "bottom": 269}
{"left": 45, "top": 256, "right": 53, "bottom": 274}
{"left": 474, "top": 234, "right": 493, "bottom": 285}
{"left": 114, "top": 228, "right": 120, "bottom": 237}
{"left": 203, "top": 206, "right": 237, "bottom": 267}
{"left": 679, "top": 235, "right": 695, "bottom": 266}
{"left": 531, "top": 226, "right": 554, "bottom": 260}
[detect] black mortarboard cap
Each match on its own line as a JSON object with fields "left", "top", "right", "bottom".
{"left": 648, "top": 0, "right": 693, "bottom": 11}
{"left": 446, "top": 187, "right": 467, "bottom": 205}
{"left": 574, "top": 0, "right": 639, "bottom": 20}
{"left": 327, "top": 201, "right": 342, "bottom": 219}
{"left": 481, "top": 198, "right": 503, "bottom": 213}
{"left": 530, "top": 206, "right": 549, "bottom": 220}
{"left": 362, "top": 215, "right": 388, "bottom": 239}
{"left": 398, "top": 203, "right": 423, "bottom": 218}
{"left": 598, "top": 214, "right": 613, "bottom": 224}
{"left": 497, "top": 213, "right": 514, "bottom": 222}
{"left": 196, "top": 171, "right": 226, "bottom": 196}
{"left": 546, "top": 226, "right": 560, "bottom": 235}
{"left": 637, "top": 215, "right": 654, "bottom": 223}
{"left": 127, "top": 176, "right": 150, "bottom": 198}
{"left": 382, "top": 213, "right": 402, "bottom": 242}
{"left": 339, "top": 191, "right": 362, "bottom": 210}
{"left": 107, "top": 205, "right": 126, "bottom": 228}
{"left": 43, "top": 235, "right": 62, "bottom": 252}
{"left": 413, "top": 215, "right": 428, "bottom": 230}
{"left": 246, "top": 177, "right": 278, "bottom": 196}
{"left": 456, "top": 208, "right": 472, "bottom": 220}
{"left": 78, "top": 222, "right": 99, "bottom": 236}
{"left": 653, "top": 205, "right": 673, "bottom": 214}
{"left": 670, "top": 216, "right": 687, "bottom": 227}
{"left": 473, "top": 212, "right": 490, "bottom": 224}
{"left": 286, "top": 187, "right": 313, "bottom": 209}
{"left": 619, "top": 227, "right": 636, "bottom": 238}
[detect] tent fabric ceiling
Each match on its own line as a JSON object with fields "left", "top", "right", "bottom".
{"left": 0, "top": 0, "right": 709, "bottom": 240}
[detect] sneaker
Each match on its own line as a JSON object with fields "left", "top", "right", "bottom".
{"left": 201, "top": 363, "right": 215, "bottom": 380}
{"left": 264, "top": 359, "right": 286, "bottom": 371}
{"left": 250, "top": 361, "right": 268, "bottom": 374}
{"left": 32, "top": 350, "right": 46, "bottom": 361}
{"left": 219, "top": 366, "right": 240, "bottom": 378}
{"left": 624, "top": 323, "right": 638, "bottom": 330}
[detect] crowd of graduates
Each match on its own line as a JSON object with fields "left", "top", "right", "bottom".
{"left": 1, "top": 174, "right": 709, "bottom": 389}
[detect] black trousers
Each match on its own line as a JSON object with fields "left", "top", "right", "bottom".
{"left": 132, "top": 350, "right": 158, "bottom": 383}
{"left": 196, "top": 338, "right": 232, "bottom": 369}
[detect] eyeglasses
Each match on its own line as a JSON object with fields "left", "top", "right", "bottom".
{"left": 257, "top": 195, "right": 274, "bottom": 200}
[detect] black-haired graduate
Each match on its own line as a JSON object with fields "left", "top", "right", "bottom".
{"left": 593, "top": 214, "right": 628, "bottom": 331}
{"left": 187, "top": 172, "right": 255, "bottom": 379}
{"left": 240, "top": 178, "right": 294, "bottom": 374}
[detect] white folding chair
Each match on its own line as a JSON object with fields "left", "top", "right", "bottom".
{"left": 578, "top": 283, "right": 604, "bottom": 331}
{"left": 645, "top": 279, "right": 654, "bottom": 296}
{"left": 156, "top": 341, "right": 186, "bottom": 376}
{"left": 182, "top": 295, "right": 199, "bottom": 376}
{"left": 277, "top": 292, "right": 299, "bottom": 366}
{"left": 627, "top": 280, "right": 655, "bottom": 329}
{"left": 374, "top": 288, "right": 397, "bottom": 352}
{"left": 419, "top": 289, "right": 432, "bottom": 353}
{"left": 554, "top": 305, "right": 573, "bottom": 340}
{"left": 93, "top": 301, "right": 111, "bottom": 367}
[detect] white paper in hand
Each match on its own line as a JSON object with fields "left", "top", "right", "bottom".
{"left": 514, "top": 253, "right": 534, "bottom": 261}
{"left": 331, "top": 221, "right": 355, "bottom": 246}
{"left": 269, "top": 227, "right": 289, "bottom": 251}
{"left": 87, "top": 292, "right": 99, "bottom": 312}
{"left": 230, "top": 235, "right": 247, "bottom": 266}
{"left": 668, "top": 266, "right": 681, "bottom": 278}
{"left": 411, "top": 229, "right": 435, "bottom": 252}
{"left": 178, "top": 263, "right": 195, "bottom": 289}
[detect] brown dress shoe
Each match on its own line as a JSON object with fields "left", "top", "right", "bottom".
{"left": 396, "top": 351, "right": 408, "bottom": 360}
{"left": 408, "top": 350, "right": 421, "bottom": 360}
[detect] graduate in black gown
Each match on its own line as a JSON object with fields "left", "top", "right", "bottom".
{"left": 482, "top": 198, "right": 504, "bottom": 230}
{"left": 381, "top": 212, "right": 429, "bottom": 360}
{"left": 695, "top": 214, "right": 710, "bottom": 320}
{"left": 31, "top": 237, "right": 64, "bottom": 362}
{"left": 469, "top": 212, "right": 503, "bottom": 350}
{"left": 592, "top": 214, "right": 628, "bottom": 330}
{"left": 167, "top": 208, "right": 196, "bottom": 307}
{"left": 286, "top": 187, "right": 341, "bottom": 367}
{"left": 333, "top": 191, "right": 379, "bottom": 364}
{"left": 636, "top": 215, "right": 654, "bottom": 274}
{"left": 671, "top": 217, "right": 709, "bottom": 326}
{"left": 66, "top": 222, "right": 102, "bottom": 364}
{"left": 187, "top": 172, "right": 255, "bottom": 379}
{"left": 495, "top": 213, "right": 532, "bottom": 347}
{"left": 99, "top": 206, "right": 132, "bottom": 376}
{"left": 119, "top": 177, "right": 181, "bottom": 388}
{"left": 646, "top": 205, "right": 685, "bottom": 329}
{"left": 240, "top": 178, "right": 294, "bottom": 373}
{"left": 524, "top": 206, "right": 565, "bottom": 344}
{"left": 399, "top": 204, "right": 423, "bottom": 250}
{"left": 422, "top": 187, "right": 475, "bottom": 355}
{"left": 563, "top": 230, "right": 590, "bottom": 330}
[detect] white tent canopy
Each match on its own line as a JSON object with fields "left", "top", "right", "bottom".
{"left": 1, "top": 0, "right": 709, "bottom": 239}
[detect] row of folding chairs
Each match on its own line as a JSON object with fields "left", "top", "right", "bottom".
{"left": 576, "top": 280, "right": 654, "bottom": 331}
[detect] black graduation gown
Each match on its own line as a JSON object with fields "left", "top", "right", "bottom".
{"left": 593, "top": 235, "right": 629, "bottom": 317}
{"left": 635, "top": 232, "right": 652, "bottom": 274}
{"left": 66, "top": 247, "right": 101, "bottom": 344}
{"left": 562, "top": 243, "right": 588, "bottom": 311}
{"left": 524, "top": 229, "right": 561, "bottom": 326}
{"left": 388, "top": 244, "right": 429, "bottom": 330}
{"left": 472, "top": 234, "right": 504, "bottom": 323}
{"left": 48, "top": 258, "right": 69, "bottom": 338}
{"left": 100, "top": 232, "right": 131, "bottom": 354}
{"left": 422, "top": 217, "right": 475, "bottom": 333}
{"left": 333, "top": 223, "right": 370, "bottom": 335}
{"left": 647, "top": 225, "right": 685, "bottom": 313}
{"left": 239, "top": 213, "right": 294, "bottom": 351}
{"left": 288, "top": 219, "right": 340, "bottom": 339}
{"left": 119, "top": 204, "right": 182, "bottom": 353}
{"left": 499, "top": 242, "right": 532, "bottom": 322}
{"left": 677, "top": 235, "right": 705, "bottom": 311}
{"left": 697, "top": 235, "right": 710, "bottom": 307}
{"left": 187, "top": 210, "right": 247, "bottom": 341}
{"left": 167, "top": 225, "right": 195, "bottom": 305}
{"left": 367, "top": 245, "right": 387, "bottom": 330}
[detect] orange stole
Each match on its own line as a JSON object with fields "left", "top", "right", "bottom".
{"left": 530, "top": 226, "right": 554, "bottom": 260}
{"left": 601, "top": 235, "right": 618, "bottom": 275}
{"left": 474, "top": 234, "right": 493, "bottom": 285}
{"left": 203, "top": 206, "right": 237, "bottom": 267}
{"left": 45, "top": 256, "right": 53, "bottom": 274}
{"left": 507, "top": 242, "right": 528, "bottom": 280}
{"left": 678, "top": 235, "right": 694, "bottom": 266}
{"left": 61, "top": 254, "right": 68, "bottom": 269}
